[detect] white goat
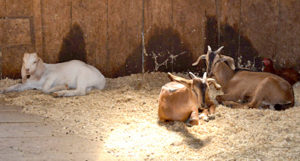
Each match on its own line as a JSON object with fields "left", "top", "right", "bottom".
{"left": 0, "top": 53, "right": 106, "bottom": 97}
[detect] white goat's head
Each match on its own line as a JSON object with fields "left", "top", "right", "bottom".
{"left": 192, "top": 46, "right": 235, "bottom": 77}
{"left": 23, "top": 53, "right": 41, "bottom": 75}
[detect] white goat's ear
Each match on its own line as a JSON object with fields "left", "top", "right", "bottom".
{"left": 192, "top": 55, "right": 206, "bottom": 66}
{"left": 215, "top": 46, "right": 224, "bottom": 54}
{"left": 208, "top": 45, "right": 212, "bottom": 52}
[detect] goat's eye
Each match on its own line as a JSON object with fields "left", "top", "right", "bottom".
{"left": 33, "top": 61, "right": 37, "bottom": 64}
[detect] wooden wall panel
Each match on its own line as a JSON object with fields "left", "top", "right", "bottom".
{"left": 6, "top": 0, "right": 33, "bottom": 17}
{"left": 0, "top": 0, "right": 6, "bottom": 17}
{"left": 33, "top": 0, "right": 43, "bottom": 55}
{"left": 2, "top": 45, "right": 34, "bottom": 79}
{"left": 1, "top": 0, "right": 300, "bottom": 78}
{"left": 108, "top": 0, "right": 143, "bottom": 77}
{"left": 172, "top": 0, "right": 203, "bottom": 66}
{"left": 240, "top": 0, "right": 278, "bottom": 70}
{"left": 71, "top": 0, "right": 108, "bottom": 74}
{"left": 42, "top": 0, "right": 71, "bottom": 63}
{"left": 219, "top": 0, "right": 240, "bottom": 61}
{"left": 0, "top": 0, "right": 35, "bottom": 79}
{"left": 143, "top": 0, "right": 177, "bottom": 73}
{"left": 5, "top": 19, "right": 32, "bottom": 46}
{"left": 276, "top": 0, "right": 300, "bottom": 70}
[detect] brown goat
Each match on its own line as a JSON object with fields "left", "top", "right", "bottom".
{"left": 193, "top": 46, "right": 294, "bottom": 110}
{"left": 158, "top": 72, "right": 221, "bottom": 126}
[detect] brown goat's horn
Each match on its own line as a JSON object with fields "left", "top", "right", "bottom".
{"left": 188, "top": 72, "right": 197, "bottom": 79}
{"left": 192, "top": 55, "right": 206, "bottom": 66}
{"left": 215, "top": 46, "right": 224, "bottom": 54}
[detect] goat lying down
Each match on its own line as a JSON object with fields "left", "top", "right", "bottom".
{"left": 0, "top": 53, "right": 106, "bottom": 97}
{"left": 193, "top": 46, "right": 294, "bottom": 110}
{"left": 158, "top": 72, "right": 221, "bottom": 126}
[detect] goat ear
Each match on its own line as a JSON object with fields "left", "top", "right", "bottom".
{"left": 207, "top": 78, "right": 221, "bottom": 90}
{"left": 215, "top": 46, "right": 224, "bottom": 54}
{"left": 220, "top": 55, "right": 235, "bottom": 70}
{"left": 192, "top": 55, "right": 206, "bottom": 66}
{"left": 168, "top": 72, "right": 192, "bottom": 87}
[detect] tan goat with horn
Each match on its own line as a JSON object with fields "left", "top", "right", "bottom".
{"left": 158, "top": 72, "right": 221, "bottom": 126}
{"left": 193, "top": 46, "right": 294, "bottom": 110}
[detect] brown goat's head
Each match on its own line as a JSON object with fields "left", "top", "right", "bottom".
{"left": 168, "top": 72, "right": 220, "bottom": 108}
{"left": 192, "top": 46, "right": 235, "bottom": 77}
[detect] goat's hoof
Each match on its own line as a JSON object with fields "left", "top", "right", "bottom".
{"left": 51, "top": 93, "right": 60, "bottom": 97}
{"left": 186, "top": 120, "right": 198, "bottom": 126}
{"left": 209, "top": 114, "right": 216, "bottom": 120}
{"left": 199, "top": 113, "right": 209, "bottom": 122}
{"left": 203, "top": 116, "right": 209, "bottom": 122}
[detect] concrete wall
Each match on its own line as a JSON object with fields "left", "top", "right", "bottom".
{"left": 0, "top": 0, "right": 300, "bottom": 78}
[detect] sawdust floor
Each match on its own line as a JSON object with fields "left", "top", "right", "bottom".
{"left": 0, "top": 72, "right": 300, "bottom": 160}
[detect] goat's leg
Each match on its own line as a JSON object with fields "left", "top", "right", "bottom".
{"left": 42, "top": 78, "right": 56, "bottom": 93}
{"left": 199, "top": 109, "right": 209, "bottom": 122}
{"left": 52, "top": 89, "right": 86, "bottom": 97}
{"left": 247, "top": 88, "right": 264, "bottom": 109}
{"left": 186, "top": 110, "right": 199, "bottom": 126}
{"left": 0, "top": 82, "right": 36, "bottom": 93}
{"left": 52, "top": 78, "right": 86, "bottom": 97}
{"left": 52, "top": 76, "right": 88, "bottom": 97}
{"left": 216, "top": 93, "right": 239, "bottom": 104}
{"left": 47, "top": 84, "right": 69, "bottom": 93}
{"left": 222, "top": 101, "right": 247, "bottom": 109}
{"left": 216, "top": 93, "right": 247, "bottom": 108}
{"left": 246, "top": 78, "right": 272, "bottom": 109}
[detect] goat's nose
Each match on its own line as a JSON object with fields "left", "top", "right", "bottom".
{"left": 25, "top": 68, "right": 29, "bottom": 72}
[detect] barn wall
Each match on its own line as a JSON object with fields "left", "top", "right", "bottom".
{"left": 0, "top": 0, "right": 300, "bottom": 78}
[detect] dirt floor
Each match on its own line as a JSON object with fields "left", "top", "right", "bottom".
{"left": 0, "top": 72, "right": 300, "bottom": 160}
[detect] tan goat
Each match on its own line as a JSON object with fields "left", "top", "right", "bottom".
{"left": 158, "top": 72, "right": 221, "bottom": 126}
{"left": 193, "top": 46, "right": 294, "bottom": 110}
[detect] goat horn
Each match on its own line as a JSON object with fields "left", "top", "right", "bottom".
{"left": 192, "top": 55, "right": 206, "bottom": 66}
{"left": 215, "top": 46, "right": 224, "bottom": 54}
{"left": 202, "top": 72, "right": 207, "bottom": 83}
{"left": 208, "top": 45, "right": 212, "bottom": 52}
{"left": 188, "top": 72, "right": 197, "bottom": 79}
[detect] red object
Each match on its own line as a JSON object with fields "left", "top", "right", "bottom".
{"left": 262, "top": 58, "right": 300, "bottom": 85}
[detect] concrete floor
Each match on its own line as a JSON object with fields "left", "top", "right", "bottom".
{"left": 0, "top": 105, "right": 111, "bottom": 161}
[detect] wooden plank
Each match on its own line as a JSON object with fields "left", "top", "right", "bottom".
{"left": 6, "top": 0, "right": 33, "bottom": 17}
{"left": 107, "top": 0, "right": 143, "bottom": 77}
{"left": 276, "top": 0, "right": 300, "bottom": 70}
{"left": 71, "top": 0, "right": 108, "bottom": 75}
{"left": 0, "top": 111, "right": 42, "bottom": 123}
{"left": 42, "top": 0, "right": 71, "bottom": 63}
{"left": 219, "top": 0, "right": 240, "bottom": 60}
{"left": 240, "top": 0, "right": 278, "bottom": 70}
